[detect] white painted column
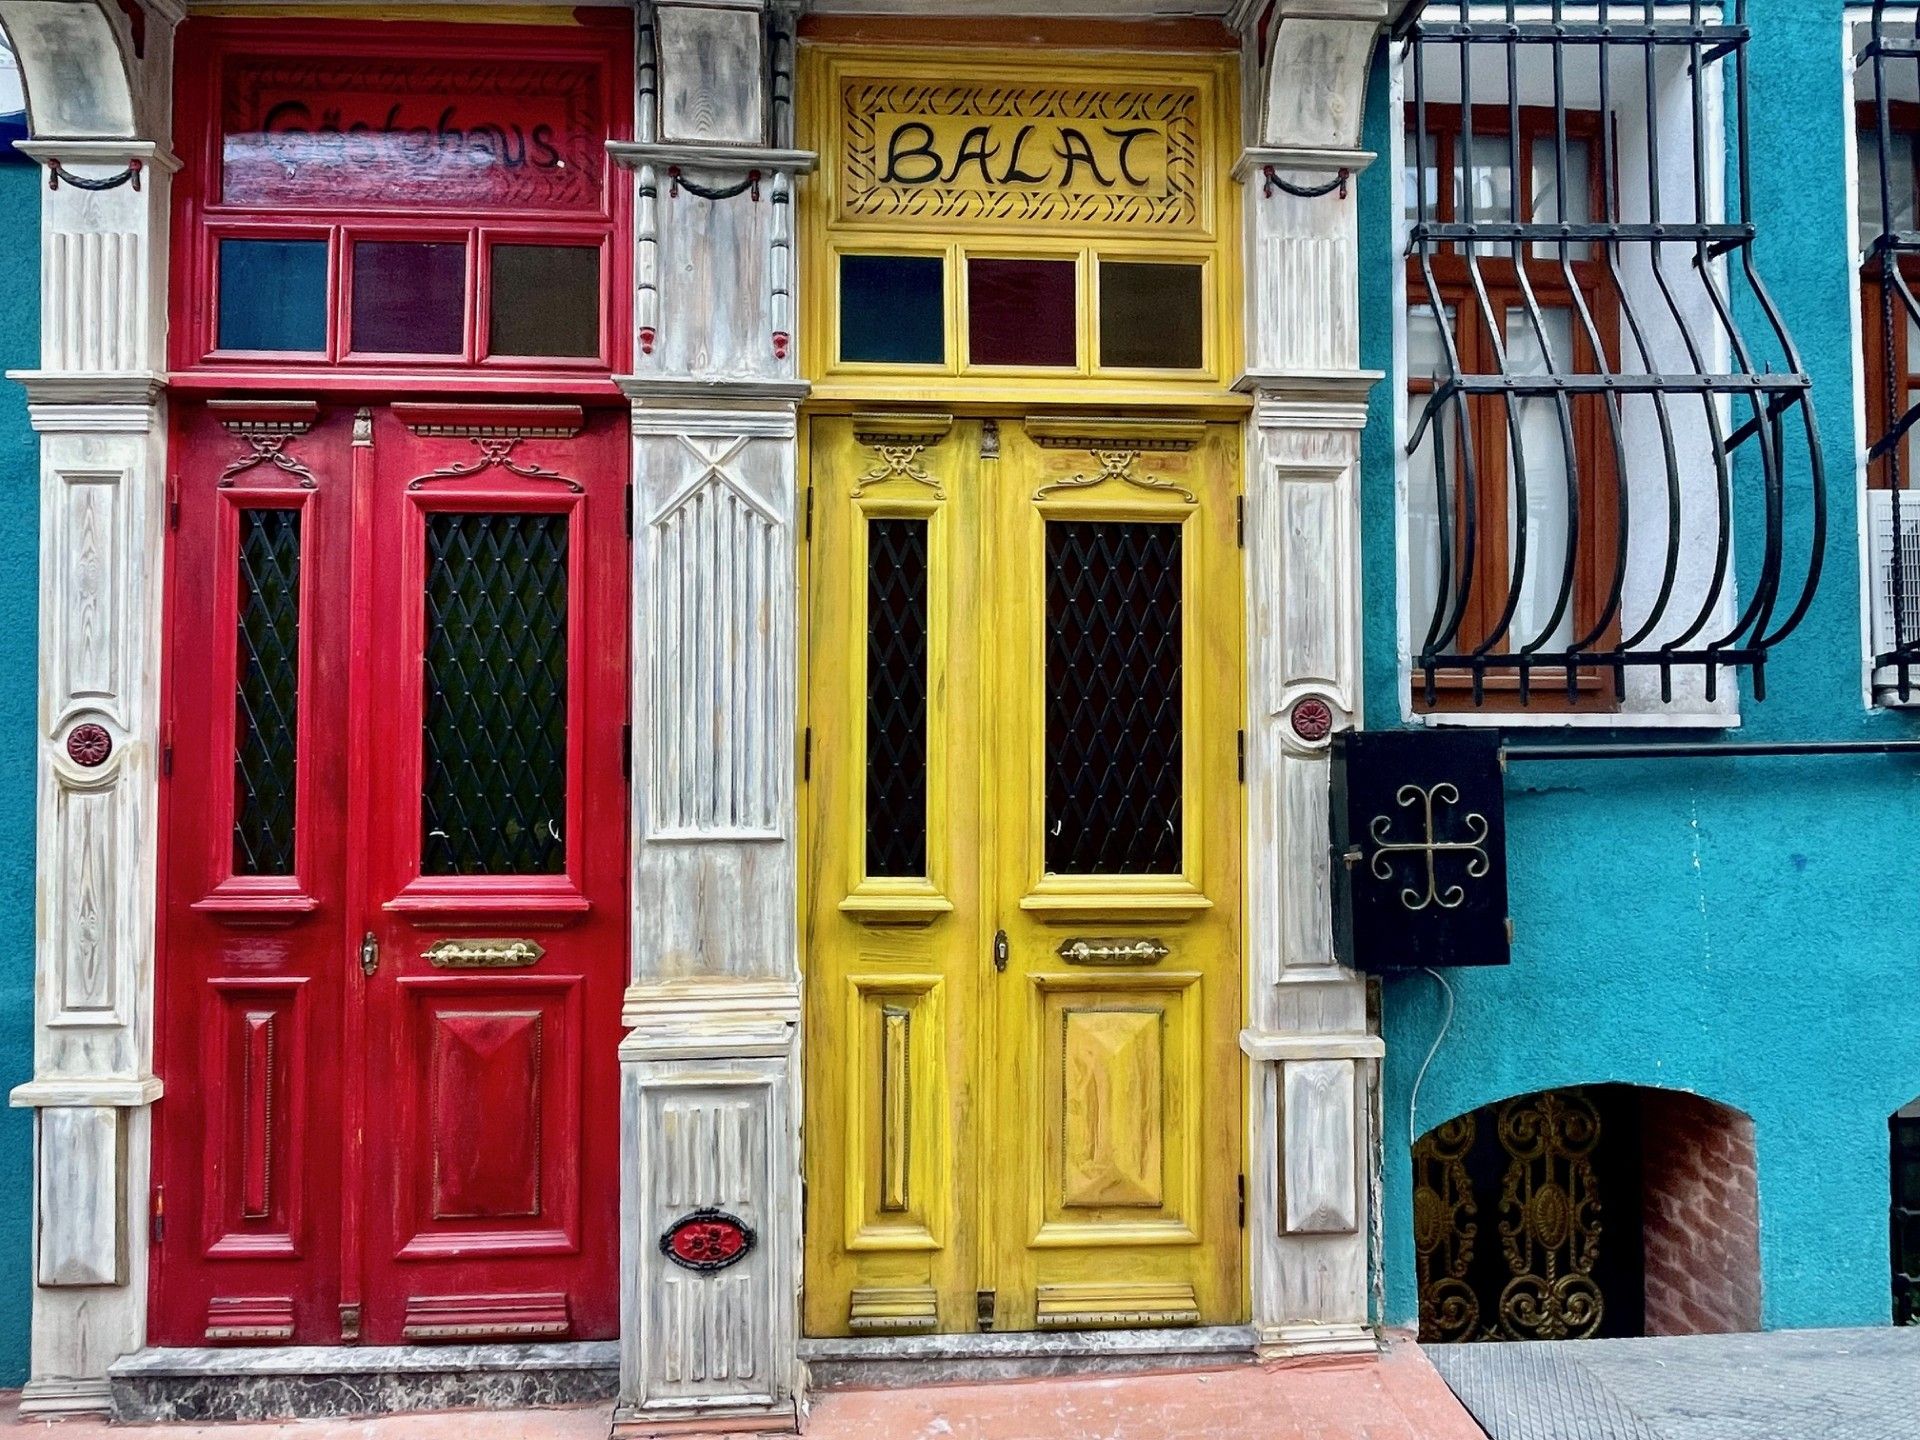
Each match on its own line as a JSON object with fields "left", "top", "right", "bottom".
{"left": 612, "top": 2, "right": 813, "bottom": 1430}
{"left": 1230, "top": 0, "right": 1389, "bottom": 1358}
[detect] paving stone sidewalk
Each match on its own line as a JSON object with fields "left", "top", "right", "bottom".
{"left": 1427, "top": 1327, "right": 1920, "bottom": 1440}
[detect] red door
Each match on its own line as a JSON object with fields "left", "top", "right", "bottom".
{"left": 154, "top": 400, "right": 627, "bottom": 1346}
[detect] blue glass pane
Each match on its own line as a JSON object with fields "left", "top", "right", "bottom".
{"left": 840, "top": 254, "right": 943, "bottom": 365}
{"left": 218, "top": 238, "right": 328, "bottom": 353}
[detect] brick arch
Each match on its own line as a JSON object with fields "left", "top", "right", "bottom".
{"left": 1412, "top": 1084, "right": 1761, "bottom": 1341}
{"left": 0, "top": 0, "right": 140, "bottom": 141}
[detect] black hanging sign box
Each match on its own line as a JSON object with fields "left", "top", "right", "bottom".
{"left": 1330, "top": 730, "right": 1510, "bottom": 971}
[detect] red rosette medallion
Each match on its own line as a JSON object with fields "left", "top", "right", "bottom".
{"left": 659, "top": 1208, "right": 756, "bottom": 1272}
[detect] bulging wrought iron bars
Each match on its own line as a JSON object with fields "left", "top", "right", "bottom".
{"left": 1400, "top": 1, "right": 1823, "bottom": 707}
{"left": 1863, "top": 2, "right": 1920, "bottom": 699}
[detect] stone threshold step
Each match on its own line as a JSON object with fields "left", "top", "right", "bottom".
{"left": 107, "top": 1342, "right": 620, "bottom": 1423}
{"left": 800, "top": 1324, "right": 1261, "bottom": 1390}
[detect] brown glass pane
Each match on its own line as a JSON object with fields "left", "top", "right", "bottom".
{"left": 1099, "top": 261, "right": 1204, "bottom": 370}
{"left": 489, "top": 244, "right": 601, "bottom": 358}
{"left": 968, "top": 257, "right": 1076, "bottom": 367}
{"left": 1045, "top": 521, "right": 1183, "bottom": 876}
{"left": 351, "top": 240, "right": 465, "bottom": 355}
{"left": 422, "top": 513, "right": 569, "bottom": 875}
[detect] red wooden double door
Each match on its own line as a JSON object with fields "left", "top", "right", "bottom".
{"left": 153, "top": 401, "right": 628, "bottom": 1345}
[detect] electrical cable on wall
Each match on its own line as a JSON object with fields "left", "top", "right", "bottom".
{"left": 1408, "top": 967, "right": 1455, "bottom": 1142}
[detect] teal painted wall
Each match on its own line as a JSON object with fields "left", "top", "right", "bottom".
{"left": 0, "top": 152, "right": 40, "bottom": 1383}
{"left": 1359, "top": 4, "right": 1920, "bottom": 1332}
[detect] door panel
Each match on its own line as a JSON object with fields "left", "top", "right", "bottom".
{"left": 359, "top": 409, "right": 626, "bottom": 1342}
{"left": 155, "top": 402, "right": 626, "bottom": 1346}
{"left": 803, "top": 416, "right": 1242, "bottom": 1337}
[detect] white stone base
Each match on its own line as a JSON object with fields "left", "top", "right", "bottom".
{"left": 20, "top": 1375, "right": 113, "bottom": 1417}
{"left": 1255, "top": 1322, "right": 1382, "bottom": 1361}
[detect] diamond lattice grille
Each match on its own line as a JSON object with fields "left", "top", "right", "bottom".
{"left": 866, "top": 518, "right": 930, "bottom": 878}
{"left": 234, "top": 507, "right": 302, "bottom": 876}
{"left": 1045, "top": 520, "right": 1183, "bottom": 876}
{"left": 422, "top": 512, "right": 570, "bottom": 876}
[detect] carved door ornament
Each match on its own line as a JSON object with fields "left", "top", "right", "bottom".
{"left": 850, "top": 412, "right": 954, "bottom": 499}
{"left": 1026, "top": 416, "right": 1204, "bottom": 504}
{"left": 391, "top": 403, "right": 587, "bottom": 493}
{"left": 210, "top": 400, "right": 321, "bottom": 488}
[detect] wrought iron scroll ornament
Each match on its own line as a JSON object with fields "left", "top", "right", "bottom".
{"left": 1400, "top": 0, "right": 1824, "bottom": 706}
{"left": 1368, "top": 782, "right": 1490, "bottom": 913}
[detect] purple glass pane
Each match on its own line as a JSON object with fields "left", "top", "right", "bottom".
{"left": 968, "top": 258, "right": 1076, "bottom": 368}
{"left": 351, "top": 240, "right": 466, "bottom": 356}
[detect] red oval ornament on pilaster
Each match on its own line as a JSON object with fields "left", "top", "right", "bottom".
{"left": 660, "top": 1208, "right": 755, "bottom": 1272}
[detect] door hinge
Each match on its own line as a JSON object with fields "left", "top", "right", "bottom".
{"left": 622, "top": 721, "right": 632, "bottom": 780}
{"left": 1237, "top": 729, "right": 1246, "bottom": 784}
{"left": 150, "top": 1185, "right": 164, "bottom": 1245}
{"left": 803, "top": 727, "right": 812, "bottom": 782}
{"left": 625, "top": 482, "right": 634, "bottom": 538}
{"left": 975, "top": 1289, "right": 996, "bottom": 1332}
{"left": 166, "top": 474, "right": 180, "bottom": 531}
{"left": 360, "top": 931, "right": 379, "bottom": 979}
{"left": 992, "top": 928, "right": 1009, "bottom": 974}
{"left": 1237, "top": 1173, "right": 1246, "bottom": 1229}
{"left": 805, "top": 485, "right": 815, "bottom": 542}
{"left": 1236, "top": 494, "right": 1246, "bottom": 548}
{"left": 161, "top": 723, "right": 173, "bottom": 778}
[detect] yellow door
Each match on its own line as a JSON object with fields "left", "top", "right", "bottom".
{"left": 803, "top": 413, "right": 1243, "bottom": 1337}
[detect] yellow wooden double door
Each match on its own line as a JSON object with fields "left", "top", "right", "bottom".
{"left": 802, "top": 414, "right": 1244, "bottom": 1337}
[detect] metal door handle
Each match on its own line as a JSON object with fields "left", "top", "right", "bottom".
{"left": 360, "top": 931, "right": 379, "bottom": 978}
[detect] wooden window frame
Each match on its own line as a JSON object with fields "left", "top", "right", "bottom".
{"left": 1860, "top": 101, "right": 1920, "bottom": 493}
{"left": 169, "top": 18, "right": 632, "bottom": 396}
{"left": 1406, "top": 104, "right": 1623, "bottom": 711}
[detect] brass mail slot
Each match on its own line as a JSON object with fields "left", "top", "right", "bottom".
{"left": 1055, "top": 937, "right": 1169, "bottom": 967}
{"left": 424, "top": 938, "right": 546, "bottom": 969}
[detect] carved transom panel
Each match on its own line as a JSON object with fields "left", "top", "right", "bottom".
{"left": 835, "top": 75, "right": 1206, "bottom": 233}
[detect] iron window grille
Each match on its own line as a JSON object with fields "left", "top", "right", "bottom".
{"left": 1860, "top": 3, "right": 1920, "bottom": 698}
{"left": 1400, "top": 1, "right": 1824, "bottom": 708}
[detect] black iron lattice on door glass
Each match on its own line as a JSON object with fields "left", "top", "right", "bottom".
{"left": 422, "top": 512, "right": 569, "bottom": 876}
{"left": 866, "top": 518, "right": 930, "bottom": 878}
{"left": 1045, "top": 520, "right": 1183, "bottom": 876}
{"left": 233, "top": 507, "right": 302, "bottom": 876}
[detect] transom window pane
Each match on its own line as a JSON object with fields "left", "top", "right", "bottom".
{"left": 1044, "top": 521, "right": 1183, "bottom": 876}
{"left": 865, "top": 519, "right": 930, "bottom": 878}
{"left": 489, "top": 244, "right": 602, "bottom": 358}
{"left": 1099, "top": 261, "right": 1204, "bottom": 370}
{"left": 234, "top": 508, "right": 302, "bottom": 876}
{"left": 422, "top": 512, "right": 570, "bottom": 876}
{"left": 841, "top": 254, "right": 945, "bottom": 365}
{"left": 968, "top": 257, "right": 1077, "bottom": 368}
{"left": 351, "top": 240, "right": 466, "bottom": 356}
{"left": 218, "top": 238, "right": 329, "bottom": 353}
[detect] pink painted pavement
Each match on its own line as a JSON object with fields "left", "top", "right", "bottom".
{"left": 2, "top": 1343, "right": 1486, "bottom": 1440}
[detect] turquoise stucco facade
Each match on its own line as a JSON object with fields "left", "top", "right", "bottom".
{"left": 1362, "top": 3, "right": 1920, "bottom": 1332}
{"left": 0, "top": 149, "right": 41, "bottom": 1384}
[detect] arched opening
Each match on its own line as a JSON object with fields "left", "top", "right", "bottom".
{"left": 1413, "top": 1085, "right": 1761, "bottom": 1343}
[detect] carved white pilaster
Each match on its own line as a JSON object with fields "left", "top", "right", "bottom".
{"left": 1231, "top": 0, "right": 1388, "bottom": 1359}
{"left": 3, "top": 114, "right": 178, "bottom": 1412}
{"left": 613, "top": 3, "right": 812, "bottom": 1429}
